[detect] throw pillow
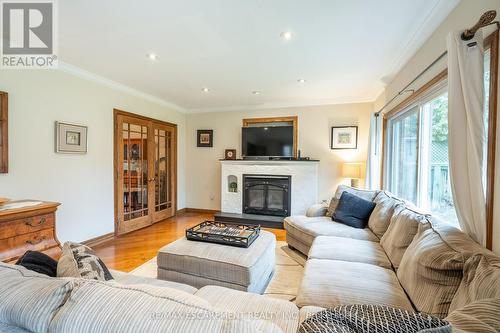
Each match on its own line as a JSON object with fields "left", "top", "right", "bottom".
{"left": 332, "top": 192, "right": 376, "bottom": 229}
{"left": 57, "top": 242, "right": 113, "bottom": 281}
{"left": 326, "top": 185, "right": 378, "bottom": 217}
{"left": 15, "top": 250, "right": 58, "bottom": 277}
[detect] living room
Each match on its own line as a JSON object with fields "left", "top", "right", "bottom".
{"left": 1, "top": 0, "right": 500, "bottom": 332}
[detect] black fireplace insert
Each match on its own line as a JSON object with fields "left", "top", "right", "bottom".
{"left": 243, "top": 174, "right": 291, "bottom": 217}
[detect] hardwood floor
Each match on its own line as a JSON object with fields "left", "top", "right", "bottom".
{"left": 93, "top": 211, "right": 286, "bottom": 272}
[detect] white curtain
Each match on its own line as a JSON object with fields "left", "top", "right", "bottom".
{"left": 365, "top": 113, "right": 383, "bottom": 190}
{"left": 447, "top": 31, "right": 486, "bottom": 245}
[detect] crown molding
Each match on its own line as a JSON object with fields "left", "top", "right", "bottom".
{"left": 184, "top": 96, "right": 377, "bottom": 114}
{"left": 57, "top": 62, "right": 185, "bottom": 113}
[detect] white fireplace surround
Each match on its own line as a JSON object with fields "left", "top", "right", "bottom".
{"left": 220, "top": 160, "right": 319, "bottom": 215}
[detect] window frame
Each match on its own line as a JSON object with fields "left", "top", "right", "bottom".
{"left": 381, "top": 30, "right": 498, "bottom": 249}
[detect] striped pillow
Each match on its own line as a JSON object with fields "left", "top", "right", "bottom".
{"left": 367, "top": 191, "right": 404, "bottom": 238}
{"left": 379, "top": 205, "right": 428, "bottom": 269}
{"left": 397, "top": 223, "right": 466, "bottom": 318}
{"left": 446, "top": 298, "right": 500, "bottom": 333}
{"left": 449, "top": 253, "right": 500, "bottom": 312}
{"left": 0, "top": 262, "right": 74, "bottom": 333}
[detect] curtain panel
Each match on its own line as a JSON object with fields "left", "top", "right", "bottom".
{"left": 446, "top": 31, "right": 486, "bottom": 246}
{"left": 365, "top": 113, "right": 383, "bottom": 190}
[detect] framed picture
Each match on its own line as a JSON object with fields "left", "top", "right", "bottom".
{"left": 224, "top": 149, "right": 236, "bottom": 160}
{"left": 331, "top": 126, "right": 358, "bottom": 149}
{"left": 197, "top": 129, "right": 213, "bottom": 147}
{"left": 55, "top": 121, "right": 88, "bottom": 153}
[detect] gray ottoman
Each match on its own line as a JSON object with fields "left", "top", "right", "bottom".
{"left": 157, "top": 230, "right": 276, "bottom": 294}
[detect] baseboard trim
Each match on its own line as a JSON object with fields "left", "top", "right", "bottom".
{"left": 179, "top": 208, "right": 220, "bottom": 214}
{"left": 82, "top": 232, "right": 115, "bottom": 248}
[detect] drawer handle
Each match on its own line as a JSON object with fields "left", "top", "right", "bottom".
{"left": 26, "top": 235, "right": 47, "bottom": 246}
{"left": 25, "top": 217, "right": 46, "bottom": 227}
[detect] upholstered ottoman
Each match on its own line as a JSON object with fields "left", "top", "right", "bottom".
{"left": 157, "top": 230, "right": 276, "bottom": 294}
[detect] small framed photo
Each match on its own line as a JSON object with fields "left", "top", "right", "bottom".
{"left": 197, "top": 129, "right": 213, "bottom": 147}
{"left": 224, "top": 149, "right": 236, "bottom": 160}
{"left": 331, "top": 126, "right": 358, "bottom": 149}
{"left": 55, "top": 121, "right": 88, "bottom": 153}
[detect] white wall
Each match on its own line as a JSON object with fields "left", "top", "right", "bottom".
{"left": 374, "top": 0, "right": 500, "bottom": 253}
{"left": 185, "top": 104, "right": 372, "bottom": 210}
{"left": 0, "top": 70, "right": 186, "bottom": 243}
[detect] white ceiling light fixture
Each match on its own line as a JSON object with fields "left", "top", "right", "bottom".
{"left": 252, "top": 91, "right": 261, "bottom": 95}
{"left": 147, "top": 53, "right": 157, "bottom": 61}
{"left": 202, "top": 87, "right": 210, "bottom": 93}
{"left": 297, "top": 78, "right": 306, "bottom": 83}
{"left": 280, "top": 31, "right": 293, "bottom": 41}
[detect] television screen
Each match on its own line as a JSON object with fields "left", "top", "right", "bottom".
{"left": 242, "top": 126, "right": 294, "bottom": 157}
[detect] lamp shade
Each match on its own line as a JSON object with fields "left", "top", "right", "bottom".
{"left": 342, "top": 162, "right": 364, "bottom": 179}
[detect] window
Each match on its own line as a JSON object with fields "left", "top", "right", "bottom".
{"left": 386, "top": 85, "right": 458, "bottom": 226}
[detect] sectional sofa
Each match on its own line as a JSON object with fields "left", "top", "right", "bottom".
{"left": 285, "top": 185, "right": 500, "bottom": 332}
{"left": 0, "top": 185, "right": 498, "bottom": 332}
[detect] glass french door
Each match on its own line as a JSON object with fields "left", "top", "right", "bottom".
{"left": 152, "top": 122, "right": 176, "bottom": 221}
{"left": 115, "top": 112, "right": 176, "bottom": 235}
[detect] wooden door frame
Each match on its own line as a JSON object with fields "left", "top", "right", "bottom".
{"left": 0, "top": 91, "right": 8, "bottom": 173}
{"left": 113, "top": 109, "right": 178, "bottom": 235}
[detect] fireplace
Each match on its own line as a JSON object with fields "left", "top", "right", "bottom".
{"left": 243, "top": 175, "right": 291, "bottom": 217}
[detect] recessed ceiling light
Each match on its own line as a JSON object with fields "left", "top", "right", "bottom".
{"left": 297, "top": 78, "right": 306, "bottom": 83}
{"left": 202, "top": 87, "right": 210, "bottom": 93}
{"left": 252, "top": 91, "right": 261, "bottom": 95}
{"left": 147, "top": 53, "right": 157, "bottom": 60}
{"left": 281, "top": 31, "right": 293, "bottom": 40}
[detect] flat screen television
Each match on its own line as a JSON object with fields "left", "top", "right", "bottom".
{"left": 242, "top": 126, "right": 294, "bottom": 158}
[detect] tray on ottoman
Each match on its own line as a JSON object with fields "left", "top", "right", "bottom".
{"left": 186, "top": 221, "right": 260, "bottom": 248}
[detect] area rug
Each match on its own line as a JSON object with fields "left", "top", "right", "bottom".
{"left": 130, "top": 241, "right": 306, "bottom": 301}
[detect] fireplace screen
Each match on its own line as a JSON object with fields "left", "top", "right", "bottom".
{"left": 243, "top": 175, "right": 291, "bottom": 217}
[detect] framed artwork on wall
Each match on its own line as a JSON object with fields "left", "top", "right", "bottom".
{"left": 55, "top": 121, "right": 88, "bottom": 153}
{"left": 331, "top": 126, "right": 358, "bottom": 149}
{"left": 197, "top": 129, "right": 213, "bottom": 147}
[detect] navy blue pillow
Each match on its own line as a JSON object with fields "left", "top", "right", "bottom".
{"left": 332, "top": 191, "right": 376, "bottom": 229}
{"left": 15, "top": 250, "right": 58, "bottom": 277}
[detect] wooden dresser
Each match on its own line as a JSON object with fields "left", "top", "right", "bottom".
{"left": 0, "top": 200, "right": 61, "bottom": 263}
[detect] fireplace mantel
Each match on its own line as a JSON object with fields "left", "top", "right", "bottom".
{"left": 220, "top": 160, "right": 319, "bottom": 216}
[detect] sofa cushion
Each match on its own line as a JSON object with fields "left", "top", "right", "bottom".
{"left": 296, "top": 259, "right": 413, "bottom": 310}
{"left": 49, "top": 279, "right": 237, "bottom": 333}
{"left": 196, "top": 285, "right": 298, "bottom": 333}
{"left": 0, "top": 322, "right": 32, "bottom": 333}
{"left": 326, "top": 185, "right": 379, "bottom": 217}
{"left": 298, "top": 306, "right": 325, "bottom": 324}
{"left": 57, "top": 242, "right": 113, "bottom": 281}
{"left": 379, "top": 205, "right": 428, "bottom": 269}
{"left": 368, "top": 191, "right": 404, "bottom": 238}
{"left": 308, "top": 236, "right": 392, "bottom": 269}
{"left": 0, "top": 262, "right": 73, "bottom": 333}
{"left": 332, "top": 192, "right": 376, "bottom": 229}
{"left": 284, "top": 216, "right": 379, "bottom": 251}
{"left": 110, "top": 269, "right": 198, "bottom": 294}
{"left": 445, "top": 298, "right": 500, "bottom": 333}
{"left": 397, "top": 222, "right": 469, "bottom": 318}
{"left": 449, "top": 253, "right": 500, "bottom": 312}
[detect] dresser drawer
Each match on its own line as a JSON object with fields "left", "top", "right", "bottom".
{"left": 0, "top": 213, "right": 55, "bottom": 239}
{"left": 0, "top": 228, "right": 58, "bottom": 262}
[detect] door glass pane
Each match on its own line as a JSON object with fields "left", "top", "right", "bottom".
{"left": 389, "top": 109, "right": 418, "bottom": 202}
{"left": 424, "top": 93, "right": 458, "bottom": 226}
{"left": 123, "top": 122, "right": 148, "bottom": 220}
{"left": 155, "top": 128, "right": 171, "bottom": 212}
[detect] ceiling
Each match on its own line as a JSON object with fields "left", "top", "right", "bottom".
{"left": 59, "top": 0, "right": 459, "bottom": 113}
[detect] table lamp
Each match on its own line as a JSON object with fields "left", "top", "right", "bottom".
{"left": 342, "top": 162, "right": 364, "bottom": 188}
